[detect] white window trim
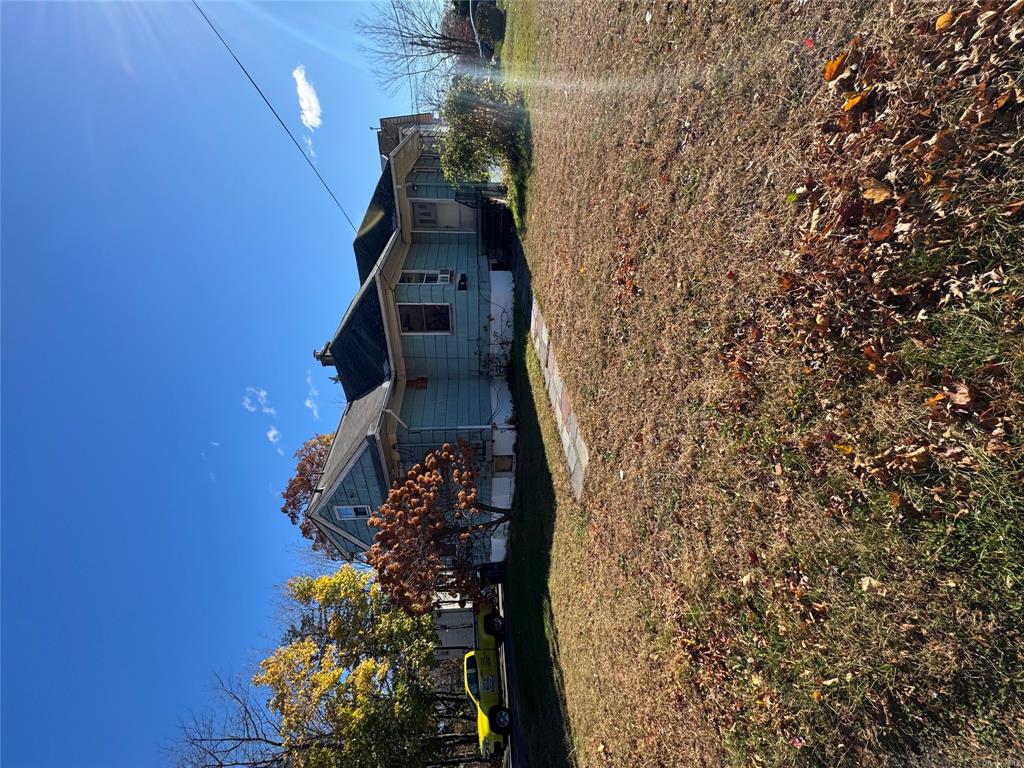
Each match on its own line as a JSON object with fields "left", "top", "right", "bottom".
{"left": 334, "top": 505, "right": 371, "bottom": 520}
{"left": 399, "top": 269, "right": 453, "bottom": 285}
{"left": 396, "top": 302, "right": 453, "bottom": 335}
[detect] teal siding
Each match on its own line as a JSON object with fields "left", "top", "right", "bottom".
{"left": 406, "top": 170, "right": 455, "bottom": 200}
{"left": 383, "top": 170, "right": 499, "bottom": 562}
{"left": 399, "top": 377, "right": 492, "bottom": 431}
{"left": 324, "top": 530, "right": 360, "bottom": 557}
{"left": 396, "top": 238, "right": 489, "bottom": 379}
{"left": 322, "top": 443, "right": 386, "bottom": 550}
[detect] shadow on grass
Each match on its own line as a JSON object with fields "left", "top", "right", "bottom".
{"left": 506, "top": 109, "right": 533, "bottom": 235}
{"left": 503, "top": 241, "right": 574, "bottom": 768}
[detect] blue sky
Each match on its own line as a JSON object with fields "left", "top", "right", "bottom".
{"left": 1, "top": 3, "right": 410, "bottom": 766}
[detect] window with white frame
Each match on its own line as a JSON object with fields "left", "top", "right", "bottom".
{"left": 399, "top": 269, "right": 453, "bottom": 285}
{"left": 334, "top": 505, "right": 370, "bottom": 521}
{"left": 397, "top": 303, "right": 452, "bottom": 334}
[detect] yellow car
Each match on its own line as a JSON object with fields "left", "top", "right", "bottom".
{"left": 463, "top": 603, "right": 509, "bottom": 764}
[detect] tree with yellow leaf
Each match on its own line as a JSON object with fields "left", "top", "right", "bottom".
{"left": 174, "top": 566, "right": 481, "bottom": 768}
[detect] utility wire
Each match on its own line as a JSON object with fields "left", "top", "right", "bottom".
{"left": 191, "top": 0, "right": 358, "bottom": 233}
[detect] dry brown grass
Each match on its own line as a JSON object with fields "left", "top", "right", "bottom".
{"left": 502, "top": 1, "right": 1024, "bottom": 766}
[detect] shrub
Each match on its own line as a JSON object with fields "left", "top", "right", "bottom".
{"left": 439, "top": 74, "right": 524, "bottom": 185}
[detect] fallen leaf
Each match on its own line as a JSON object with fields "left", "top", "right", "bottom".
{"left": 987, "top": 437, "right": 1012, "bottom": 454}
{"left": 860, "top": 576, "right": 883, "bottom": 592}
{"left": 935, "top": 9, "right": 954, "bottom": 30}
{"left": 843, "top": 88, "right": 872, "bottom": 111}
{"left": 824, "top": 52, "right": 849, "bottom": 82}
{"left": 943, "top": 381, "right": 974, "bottom": 406}
{"left": 863, "top": 344, "right": 883, "bottom": 363}
{"left": 993, "top": 89, "right": 1017, "bottom": 110}
{"left": 860, "top": 178, "right": 894, "bottom": 203}
{"left": 868, "top": 210, "right": 898, "bottom": 241}
{"left": 889, "top": 492, "right": 902, "bottom": 510}
{"left": 835, "top": 444, "right": 854, "bottom": 455}
{"left": 978, "top": 361, "right": 1007, "bottom": 378}
{"left": 811, "top": 689, "right": 823, "bottom": 702}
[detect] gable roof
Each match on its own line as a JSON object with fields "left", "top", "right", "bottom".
{"left": 306, "top": 381, "right": 392, "bottom": 561}
{"left": 310, "top": 380, "right": 391, "bottom": 513}
{"left": 327, "top": 278, "right": 391, "bottom": 402}
{"left": 353, "top": 161, "right": 398, "bottom": 284}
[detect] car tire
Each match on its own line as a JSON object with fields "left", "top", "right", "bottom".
{"left": 484, "top": 612, "right": 505, "bottom": 643}
{"left": 489, "top": 705, "right": 511, "bottom": 735}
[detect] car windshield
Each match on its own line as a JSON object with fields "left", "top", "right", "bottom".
{"left": 465, "top": 656, "right": 480, "bottom": 698}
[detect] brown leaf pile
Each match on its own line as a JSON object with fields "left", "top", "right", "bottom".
{"left": 767, "top": 2, "right": 1024, "bottom": 470}
{"left": 779, "top": 3, "right": 1023, "bottom": 368}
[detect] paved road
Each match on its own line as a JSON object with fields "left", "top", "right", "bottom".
{"left": 497, "top": 585, "right": 528, "bottom": 768}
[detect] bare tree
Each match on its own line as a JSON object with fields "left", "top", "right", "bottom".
{"left": 356, "top": 0, "right": 485, "bottom": 103}
{"left": 170, "top": 674, "right": 338, "bottom": 768}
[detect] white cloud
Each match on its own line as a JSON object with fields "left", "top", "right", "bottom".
{"left": 302, "top": 134, "right": 317, "bottom": 162}
{"left": 242, "top": 387, "right": 276, "bottom": 417}
{"left": 266, "top": 425, "right": 284, "bottom": 455}
{"left": 210, "top": 440, "right": 220, "bottom": 447}
{"left": 292, "top": 65, "right": 322, "bottom": 131}
{"left": 304, "top": 369, "right": 320, "bottom": 421}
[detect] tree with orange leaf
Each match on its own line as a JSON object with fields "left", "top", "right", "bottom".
{"left": 280, "top": 433, "right": 339, "bottom": 556}
{"left": 367, "top": 440, "right": 511, "bottom": 615}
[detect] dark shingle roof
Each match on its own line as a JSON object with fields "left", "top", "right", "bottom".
{"left": 353, "top": 162, "right": 398, "bottom": 284}
{"left": 329, "top": 279, "right": 390, "bottom": 402}
{"left": 310, "top": 381, "right": 391, "bottom": 513}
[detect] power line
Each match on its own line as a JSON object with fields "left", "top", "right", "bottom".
{"left": 191, "top": 0, "right": 358, "bottom": 233}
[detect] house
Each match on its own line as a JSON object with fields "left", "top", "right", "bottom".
{"left": 306, "top": 115, "right": 516, "bottom": 565}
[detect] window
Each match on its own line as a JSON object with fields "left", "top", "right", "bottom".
{"left": 399, "top": 269, "right": 452, "bottom": 285}
{"left": 493, "top": 455, "right": 514, "bottom": 473}
{"left": 412, "top": 201, "right": 437, "bottom": 228}
{"left": 465, "top": 655, "right": 479, "bottom": 698}
{"left": 398, "top": 303, "right": 451, "bottom": 334}
{"left": 334, "top": 505, "right": 370, "bottom": 521}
